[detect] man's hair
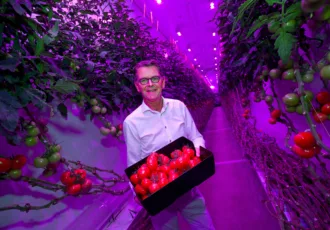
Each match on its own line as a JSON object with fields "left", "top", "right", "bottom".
{"left": 134, "top": 59, "right": 163, "bottom": 81}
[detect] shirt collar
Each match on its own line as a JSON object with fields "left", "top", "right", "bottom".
{"left": 141, "top": 97, "right": 169, "bottom": 113}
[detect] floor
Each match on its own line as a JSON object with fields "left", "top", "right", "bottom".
{"left": 179, "top": 106, "right": 281, "bottom": 230}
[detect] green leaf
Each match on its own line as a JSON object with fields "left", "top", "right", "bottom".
{"left": 0, "top": 58, "right": 20, "bottom": 72}
{"left": 265, "top": 0, "right": 281, "bottom": 5}
{"left": 53, "top": 79, "right": 80, "bottom": 94}
{"left": 246, "top": 13, "right": 281, "bottom": 38}
{"left": 0, "top": 91, "right": 21, "bottom": 132}
{"left": 283, "top": 2, "right": 302, "bottom": 22}
{"left": 274, "top": 30, "right": 297, "bottom": 64}
{"left": 43, "top": 35, "right": 54, "bottom": 45}
{"left": 9, "top": 0, "right": 26, "bottom": 15}
{"left": 0, "top": 101, "right": 19, "bottom": 132}
{"left": 35, "top": 38, "right": 44, "bottom": 56}
{"left": 57, "top": 103, "right": 67, "bottom": 119}
{"left": 37, "top": 62, "right": 45, "bottom": 73}
{"left": 5, "top": 75, "right": 19, "bottom": 84}
{"left": 49, "top": 20, "right": 59, "bottom": 37}
{"left": 0, "top": 90, "right": 22, "bottom": 108}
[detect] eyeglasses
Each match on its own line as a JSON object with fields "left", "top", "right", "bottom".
{"left": 137, "top": 76, "right": 161, "bottom": 85}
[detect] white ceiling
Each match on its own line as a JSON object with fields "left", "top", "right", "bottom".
{"left": 129, "top": 0, "right": 220, "bottom": 92}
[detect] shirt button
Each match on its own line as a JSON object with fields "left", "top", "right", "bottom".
{"left": 165, "top": 126, "right": 167, "bottom": 129}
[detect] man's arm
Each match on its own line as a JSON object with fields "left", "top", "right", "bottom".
{"left": 123, "top": 119, "right": 141, "bottom": 196}
{"left": 182, "top": 103, "right": 205, "bottom": 156}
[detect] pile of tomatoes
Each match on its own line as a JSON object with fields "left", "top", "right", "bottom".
{"left": 0, "top": 154, "right": 27, "bottom": 179}
{"left": 292, "top": 131, "right": 322, "bottom": 158}
{"left": 129, "top": 146, "right": 201, "bottom": 200}
{"left": 60, "top": 168, "right": 93, "bottom": 195}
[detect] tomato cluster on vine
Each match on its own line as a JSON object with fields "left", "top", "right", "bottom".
{"left": 0, "top": 154, "right": 27, "bottom": 179}
{"left": 292, "top": 131, "right": 322, "bottom": 158}
{"left": 129, "top": 146, "right": 201, "bottom": 200}
{"left": 60, "top": 168, "right": 92, "bottom": 195}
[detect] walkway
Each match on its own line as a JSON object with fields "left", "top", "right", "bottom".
{"left": 178, "top": 106, "right": 281, "bottom": 230}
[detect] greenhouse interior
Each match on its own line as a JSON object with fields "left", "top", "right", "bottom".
{"left": 0, "top": 0, "right": 330, "bottom": 229}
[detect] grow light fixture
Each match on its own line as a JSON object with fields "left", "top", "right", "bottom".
{"left": 212, "top": 32, "right": 216, "bottom": 36}
{"left": 188, "top": 48, "right": 191, "bottom": 52}
{"left": 210, "top": 85, "right": 215, "bottom": 89}
{"left": 177, "top": 31, "right": 182, "bottom": 36}
{"left": 210, "top": 2, "right": 215, "bottom": 9}
{"left": 156, "top": 0, "right": 162, "bottom": 4}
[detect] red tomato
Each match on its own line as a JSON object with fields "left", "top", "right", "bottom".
{"left": 321, "top": 103, "right": 330, "bottom": 115}
{"left": 313, "top": 112, "right": 327, "bottom": 123}
{"left": 0, "top": 158, "right": 12, "bottom": 173}
{"left": 169, "top": 160, "right": 178, "bottom": 169}
{"left": 81, "top": 179, "right": 92, "bottom": 193}
{"left": 11, "top": 155, "right": 27, "bottom": 170}
{"left": 316, "top": 92, "right": 330, "bottom": 105}
{"left": 129, "top": 173, "right": 140, "bottom": 185}
{"left": 60, "top": 171, "right": 76, "bottom": 186}
{"left": 183, "top": 148, "right": 195, "bottom": 159}
{"left": 189, "top": 159, "right": 198, "bottom": 168}
{"left": 192, "top": 157, "right": 201, "bottom": 164}
{"left": 292, "top": 145, "right": 317, "bottom": 158}
{"left": 141, "top": 178, "right": 152, "bottom": 190}
{"left": 268, "top": 117, "right": 277, "bottom": 124}
{"left": 168, "top": 172, "right": 179, "bottom": 182}
{"left": 158, "top": 165, "right": 171, "bottom": 174}
{"left": 158, "top": 178, "right": 169, "bottom": 188}
{"left": 67, "top": 184, "right": 82, "bottom": 195}
{"left": 137, "top": 166, "right": 151, "bottom": 180}
{"left": 182, "top": 146, "right": 190, "bottom": 152}
{"left": 293, "top": 132, "right": 316, "bottom": 149}
{"left": 270, "top": 109, "right": 281, "bottom": 119}
{"left": 159, "top": 155, "right": 170, "bottom": 165}
{"left": 147, "top": 155, "right": 158, "bottom": 171}
{"left": 177, "top": 155, "right": 190, "bottom": 170}
{"left": 74, "top": 168, "right": 87, "bottom": 180}
{"left": 134, "top": 184, "right": 147, "bottom": 196}
{"left": 149, "top": 183, "right": 160, "bottom": 194}
{"left": 158, "top": 172, "right": 167, "bottom": 179}
{"left": 141, "top": 195, "right": 148, "bottom": 200}
{"left": 170, "top": 150, "right": 182, "bottom": 159}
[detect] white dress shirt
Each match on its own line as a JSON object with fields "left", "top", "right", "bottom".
{"left": 123, "top": 97, "right": 205, "bottom": 168}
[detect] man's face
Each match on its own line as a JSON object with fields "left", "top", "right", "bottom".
{"left": 135, "top": 66, "right": 165, "bottom": 102}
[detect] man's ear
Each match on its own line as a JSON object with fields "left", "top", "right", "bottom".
{"left": 161, "top": 76, "right": 166, "bottom": 89}
{"left": 134, "top": 82, "right": 141, "bottom": 92}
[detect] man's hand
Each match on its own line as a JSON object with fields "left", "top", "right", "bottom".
{"left": 195, "top": 146, "right": 201, "bottom": 157}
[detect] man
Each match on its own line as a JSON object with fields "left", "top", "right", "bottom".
{"left": 123, "top": 60, "right": 215, "bottom": 229}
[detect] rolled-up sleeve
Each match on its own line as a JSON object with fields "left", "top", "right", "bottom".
{"left": 182, "top": 103, "right": 205, "bottom": 149}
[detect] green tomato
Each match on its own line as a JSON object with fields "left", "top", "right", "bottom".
{"left": 296, "top": 105, "right": 304, "bottom": 114}
{"left": 282, "top": 69, "right": 295, "bottom": 80}
{"left": 304, "top": 90, "right": 314, "bottom": 102}
{"left": 320, "top": 65, "right": 330, "bottom": 80}
{"left": 48, "top": 153, "right": 61, "bottom": 163}
{"left": 92, "top": 106, "right": 101, "bottom": 114}
{"left": 302, "top": 73, "right": 314, "bottom": 83}
{"left": 283, "top": 20, "right": 297, "bottom": 33}
{"left": 265, "top": 95, "right": 274, "bottom": 104}
{"left": 34, "top": 157, "right": 49, "bottom": 168}
{"left": 50, "top": 144, "right": 62, "bottom": 153}
{"left": 285, "top": 106, "right": 296, "bottom": 113}
{"left": 282, "top": 93, "right": 300, "bottom": 106}
{"left": 317, "top": 59, "right": 326, "bottom": 70}
{"left": 9, "top": 169, "right": 22, "bottom": 179}
{"left": 327, "top": 52, "right": 330, "bottom": 62}
{"left": 268, "top": 21, "right": 280, "bottom": 33}
{"left": 25, "top": 136, "right": 39, "bottom": 147}
{"left": 278, "top": 59, "right": 293, "bottom": 70}
{"left": 269, "top": 69, "right": 281, "bottom": 79}
{"left": 90, "top": 98, "right": 98, "bottom": 106}
{"left": 27, "top": 127, "right": 40, "bottom": 137}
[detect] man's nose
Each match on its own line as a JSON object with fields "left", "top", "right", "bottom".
{"left": 148, "top": 79, "right": 153, "bottom": 86}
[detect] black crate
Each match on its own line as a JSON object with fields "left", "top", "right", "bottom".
{"left": 124, "top": 136, "right": 215, "bottom": 216}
